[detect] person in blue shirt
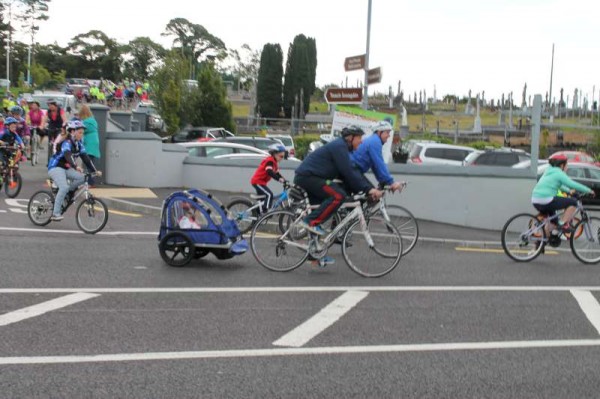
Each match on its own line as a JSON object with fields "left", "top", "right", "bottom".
{"left": 47, "top": 120, "right": 100, "bottom": 221}
{"left": 295, "top": 126, "right": 383, "bottom": 235}
{"left": 0, "top": 117, "right": 25, "bottom": 166}
{"left": 350, "top": 120, "right": 404, "bottom": 192}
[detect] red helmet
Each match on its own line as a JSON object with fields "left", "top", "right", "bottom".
{"left": 549, "top": 153, "right": 568, "bottom": 167}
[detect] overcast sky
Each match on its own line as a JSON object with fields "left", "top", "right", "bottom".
{"left": 24, "top": 0, "right": 599, "bottom": 104}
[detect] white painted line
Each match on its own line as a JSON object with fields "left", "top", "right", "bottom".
{"left": 2, "top": 339, "right": 600, "bottom": 365}
{"left": 3, "top": 286, "right": 600, "bottom": 294}
{"left": 0, "top": 227, "right": 156, "bottom": 235}
{"left": 0, "top": 292, "right": 99, "bottom": 327}
{"left": 571, "top": 290, "right": 600, "bottom": 335}
{"left": 273, "top": 290, "right": 369, "bottom": 347}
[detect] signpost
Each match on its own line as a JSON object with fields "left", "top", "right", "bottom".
{"left": 367, "top": 67, "right": 382, "bottom": 84}
{"left": 324, "top": 88, "right": 363, "bottom": 104}
{"left": 344, "top": 54, "right": 366, "bottom": 72}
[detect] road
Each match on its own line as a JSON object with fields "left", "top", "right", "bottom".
{"left": 2, "top": 161, "right": 600, "bottom": 397}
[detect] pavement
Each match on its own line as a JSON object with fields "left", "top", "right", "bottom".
{"left": 16, "top": 150, "right": 503, "bottom": 246}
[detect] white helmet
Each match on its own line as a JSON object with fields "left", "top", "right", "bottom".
{"left": 372, "top": 120, "right": 393, "bottom": 133}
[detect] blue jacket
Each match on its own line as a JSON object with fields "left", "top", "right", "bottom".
{"left": 295, "top": 137, "right": 372, "bottom": 193}
{"left": 0, "top": 129, "right": 24, "bottom": 147}
{"left": 350, "top": 134, "right": 394, "bottom": 185}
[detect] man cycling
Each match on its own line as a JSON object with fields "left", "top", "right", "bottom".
{"left": 294, "top": 125, "right": 383, "bottom": 236}
{"left": 350, "top": 120, "right": 404, "bottom": 192}
{"left": 48, "top": 120, "right": 100, "bottom": 221}
{"left": 532, "top": 154, "right": 594, "bottom": 236}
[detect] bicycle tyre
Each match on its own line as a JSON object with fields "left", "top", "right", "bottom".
{"left": 381, "top": 205, "right": 419, "bottom": 256}
{"left": 501, "top": 213, "right": 545, "bottom": 262}
{"left": 5, "top": 171, "right": 22, "bottom": 198}
{"left": 159, "top": 231, "right": 194, "bottom": 267}
{"left": 342, "top": 217, "right": 403, "bottom": 278}
{"left": 250, "top": 210, "right": 309, "bottom": 272}
{"left": 75, "top": 197, "right": 109, "bottom": 234}
{"left": 28, "top": 190, "right": 54, "bottom": 226}
{"left": 570, "top": 216, "right": 600, "bottom": 264}
{"left": 226, "top": 197, "right": 257, "bottom": 234}
{"left": 30, "top": 134, "right": 39, "bottom": 166}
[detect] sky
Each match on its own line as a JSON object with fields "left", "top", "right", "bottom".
{"left": 19, "top": 0, "right": 600, "bottom": 104}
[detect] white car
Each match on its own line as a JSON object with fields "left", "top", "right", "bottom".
{"left": 267, "top": 134, "right": 296, "bottom": 157}
{"left": 179, "top": 141, "right": 269, "bottom": 158}
{"left": 407, "top": 143, "right": 475, "bottom": 166}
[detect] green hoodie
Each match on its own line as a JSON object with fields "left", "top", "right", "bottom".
{"left": 532, "top": 166, "right": 591, "bottom": 199}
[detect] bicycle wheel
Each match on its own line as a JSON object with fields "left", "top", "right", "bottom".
{"left": 342, "top": 216, "right": 403, "bottom": 278}
{"left": 75, "top": 197, "right": 109, "bottom": 234}
{"left": 501, "top": 213, "right": 545, "bottom": 262}
{"left": 382, "top": 205, "right": 419, "bottom": 256}
{"left": 28, "top": 190, "right": 54, "bottom": 226}
{"left": 4, "top": 171, "right": 22, "bottom": 198}
{"left": 570, "top": 217, "right": 600, "bottom": 264}
{"left": 226, "top": 198, "right": 258, "bottom": 234}
{"left": 250, "top": 210, "right": 309, "bottom": 272}
{"left": 30, "top": 134, "right": 39, "bottom": 166}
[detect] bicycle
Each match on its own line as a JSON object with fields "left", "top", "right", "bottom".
{"left": 27, "top": 171, "right": 109, "bottom": 234}
{"left": 249, "top": 189, "right": 403, "bottom": 278}
{"left": 501, "top": 192, "right": 600, "bottom": 264}
{"left": 0, "top": 145, "right": 23, "bottom": 198}
{"left": 29, "top": 127, "right": 41, "bottom": 166}
{"left": 226, "top": 186, "right": 299, "bottom": 234}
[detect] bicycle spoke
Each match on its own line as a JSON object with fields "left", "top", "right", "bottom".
{"left": 571, "top": 216, "right": 600, "bottom": 264}
{"left": 501, "top": 213, "right": 545, "bottom": 262}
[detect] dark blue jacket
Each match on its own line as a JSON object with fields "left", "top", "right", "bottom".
{"left": 295, "top": 137, "right": 372, "bottom": 193}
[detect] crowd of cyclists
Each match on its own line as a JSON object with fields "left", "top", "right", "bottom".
{"left": 65, "top": 79, "right": 152, "bottom": 108}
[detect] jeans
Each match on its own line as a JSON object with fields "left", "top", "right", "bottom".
{"left": 48, "top": 167, "right": 85, "bottom": 216}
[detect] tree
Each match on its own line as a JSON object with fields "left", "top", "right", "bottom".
{"left": 67, "top": 30, "right": 122, "bottom": 79}
{"left": 282, "top": 34, "right": 317, "bottom": 118}
{"left": 256, "top": 43, "right": 283, "bottom": 119}
{"left": 151, "top": 51, "right": 188, "bottom": 134}
{"left": 228, "top": 44, "right": 260, "bottom": 91}
{"left": 30, "top": 61, "right": 51, "bottom": 88}
{"left": 196, "top": 63, "right": 234, "bottom": 132}
{"left": 122, "top": 37, "right": 166, "bottom": 80}
{"left": 16, "top": 0, "right": 50, "bottom": 84}
{"left": 161, "top": 18, "right": 226, "bottom": 80}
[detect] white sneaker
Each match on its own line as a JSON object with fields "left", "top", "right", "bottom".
{"left": 51, "top": 214, "right": 64, "bottom": 221}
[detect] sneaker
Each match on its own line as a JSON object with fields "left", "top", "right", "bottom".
{"left": 311, "top": 256, "right": 336, "bottom": 268}
{"left": 560, "top": 222, "right": 574, "bottom": 234}
{"left": 51, "top": 214, "right": 64, "bottom": 221}
{"left": 298, "top": 220, "right": 327, "bottom": 236}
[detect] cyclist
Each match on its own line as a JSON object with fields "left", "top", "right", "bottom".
{"left": 0, "top": 117, "right": 25, "bottom": 167}
{"left": 350, "top": 120, "right": 404, "bottom": 192}
{"left": 45, "top": 98, "right": 67, "bottom": 165}
{"left": 532, "top": 154, "right": 594, "bottom": 235}
{"left": 9, "top": 105, "right": 30, "bottom": 158}
{"left": 250, "top": 143, "right": 289, "bottom": 213}
{"left": 47, "top": 120, "right": 100, "bottom": 221}
{"left": 26, "top": 99, "right": 47, "bottom": 149}
{"left": 294, "top": 125, "right": 383, "bottom": 236}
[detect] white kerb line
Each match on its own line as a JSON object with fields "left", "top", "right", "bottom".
{"left": 273, "top": 290, "right": 369, "bottom": 348}
{"left": 570, "top": 289, "right": 600, "bottom": 335}
{"left": 0, "top": 292, "right": 100, "bottom": 327}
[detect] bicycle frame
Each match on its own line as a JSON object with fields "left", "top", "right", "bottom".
{"left": 528, "top": 199, "right": 589, "bottom": 243}
{"left": 245, "top": 190, "right": 291, "bottom": 215}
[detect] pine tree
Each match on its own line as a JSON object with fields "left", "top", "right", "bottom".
{"left": 282, "top": 34, "right": 317, "bottom": 118}
{"left": 256, "top": 43, "right": 283, "bottom": 119}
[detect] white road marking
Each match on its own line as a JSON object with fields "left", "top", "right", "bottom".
{"left": 0, "top": 293, "right": 99, "bottom": 327}
{"left": 571, "top": 290, "right": 600, "bottom": 335}
{"left": 5, "top": 199, "right": 27, "bottom": 208}
{"left": 0, "top": 226, "right": 156, "bottom": 235}
{"left": 2, "top": 286, "right": 600, "bottom": 294}
{"left": 273, "top": 290, "right": 369, "bottom": 347}
{"left": 2, "top": 339, "right": 600, "bottom": 365}
{"left": 9, "top": 208, "right": 27, "bottom": 213}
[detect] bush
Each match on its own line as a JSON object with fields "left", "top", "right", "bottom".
{"left": 294, "top": 135, "right": 320, "bottom": 159}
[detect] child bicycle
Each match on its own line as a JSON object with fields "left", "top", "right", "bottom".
{"left": 27, "top": 171, "right": 109, "bottom": 234}
{"left": 501, "top": 192, "right": 600, "bottom": 264}
{"left": 0, "top": 144, "right": 23, "bottom": 198}
{"left": 249, "top": 187, "right": 403, "bottom": 278}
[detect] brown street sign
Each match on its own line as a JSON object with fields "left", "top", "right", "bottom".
{"left": 367, "top": 67, "right": 382, "bottom": 84}
{"left": 344, "top": 54, "right": 366, "bottom": 72}
{"left": 324, "top": 88, "right": 363, "bottom": 104}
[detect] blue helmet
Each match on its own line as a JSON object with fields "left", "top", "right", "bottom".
{"left": 66, "top": 119, "right": 84, "bottom": 131}
{"left": 4, "top": 116, "right": 18, "bottom": 125}
{"left": 268, "top": 143, "right": 286, "bottom": 154}
{"left": 9, "top": 105, "right": 23, "bottom": 116}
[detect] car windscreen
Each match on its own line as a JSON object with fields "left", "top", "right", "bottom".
{"left": 272, "top": 137, "right": 293, "bottom": 146}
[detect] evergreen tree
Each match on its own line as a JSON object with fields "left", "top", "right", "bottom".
{"left": 256, "top": 43, "right": 283, "bottom": 119}
{"left": 196, "top": 63, "right": 234, "bottom": 132}
{"left": 282, "top": 34, "right": 317, "bottom": 118}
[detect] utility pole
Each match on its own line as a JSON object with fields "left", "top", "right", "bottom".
{"left": 362, "top": 0, "right": 372, "bottom": 110}
{"left": 548, "top": 44, "right": 554, "bottom": 115}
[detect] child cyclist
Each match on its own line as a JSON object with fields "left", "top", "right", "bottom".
{"left": 532, "top": 154, "right": 594, "bottom": 236}
{"left": 250, "top": 143, "right": 289, "bottom": 214}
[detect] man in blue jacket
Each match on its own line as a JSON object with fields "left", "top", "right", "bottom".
{"left": 350, "top": 120, "right": 404, "bottom": 192}
{"left": 294, "top": 126, "right": 383, "bottom": 236}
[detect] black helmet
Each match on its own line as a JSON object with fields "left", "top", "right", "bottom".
{"left": 341, "top": 125, "right": 365, "bottom": 137}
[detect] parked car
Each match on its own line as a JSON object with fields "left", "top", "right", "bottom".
{"left": 212, "top": 136, "right": 285, "bottom": 152}
{"left": 407, "top": 143, "right": 475, "bottom": 166}
{"left": 134, "top": 101, "right": 166, "bottom": 132}
{"left": 179, "top": 142, "right": 268, "bottom": 158}
{"left": 549, "top": 151, "right": 600, "bottom": 167}
{"left": 267, "top": 134, "right": 296, "bottom": 157}
{"left": 511, "top": 159, "right": 548, "bottom": 169}
{"left": 165, "top": 127, "right": 234, "bottom": 143}
{"left": 463, "top": 148, "right": 530, "bottom": 167}
{"left": 393, "top": 139, "right": 436, "bottom": 163}
{"left": 535, "top": 162, "right": 600, "bottom": 205}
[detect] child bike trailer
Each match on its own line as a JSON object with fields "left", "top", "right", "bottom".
{"left": 158, "top": 189, "right": 248, "bottom": 267}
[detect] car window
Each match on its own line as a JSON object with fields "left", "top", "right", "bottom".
{"left": 188, "top": 130, "right": 207, "bottom": 140}
{"left": 423, "top": 148, "right": 445, "bottom": 159}
{"left": 238, "top": 148, "right": 259, "bottom": 154}
{"left": 475, "top": 153, "right": 494, "bottom": 165}
{"left": 444, "top": 149, "right": 471, "bottom": 161}
{"left": 205, "top": 146, "right": 235, "bottom": 158}
{"left": 518, "top": 154, "right": 531, "bottom": 162}
{"left": 274, "top": 137, "right": 293, "bottom": 146}
{"left": 495, "top": 153, "right": 518, "bottom": 166}
{"left": 587, "top": 168, "right": 600, "bottom": 180}
{"left": 187, "top": 147, "right": 205, "bottom": 157}
{"left": 410, "top": 145, "right": 423, "bottom": 158}
{"left": 566, "top": 153, "right": 576, "bottom": 160}
{"left": 567, "top": 168, "right": 586, "bottom": 178}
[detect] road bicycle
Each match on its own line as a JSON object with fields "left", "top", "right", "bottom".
{"left": 250, "top": 189, "right": 403, "bottom": 278}
{"left": 27, "top": 171, "right": 109, "bottom": 234}
{"left": 0, "top": 145, "right": 23, "bottom": 198}
{"left": 226, "top": 186, "right": 299, "bottom": 234}
{"left": 501, "top": 193, "right": 600, "bottom": 264}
